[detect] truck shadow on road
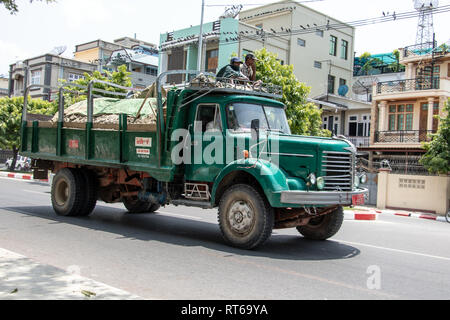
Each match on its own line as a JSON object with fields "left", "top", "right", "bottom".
{"left": 3, "top": 205, "right": 360, "bottom": 262}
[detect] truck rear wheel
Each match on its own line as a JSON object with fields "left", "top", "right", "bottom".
{"left": 77, "top": 169, "right": 98, "bottom": 217}
{"left": 123, "top": 197, "right": 160, "bottom": 214}
{"left": 51, "top": 168, "right": 84, "bottom": 217}
{"left": 297, "top": 206, "right": 344, "bottom": 240}
{"left": 218, "top": 184, "right": 274, "bottom": 250}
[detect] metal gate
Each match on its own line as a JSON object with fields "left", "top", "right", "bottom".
{"left": 361, "top": 173, "right": 378, "bottom": 206}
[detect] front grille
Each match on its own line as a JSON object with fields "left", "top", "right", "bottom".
{"left": 321, "top": 151, "right": 354, "bottom": 191}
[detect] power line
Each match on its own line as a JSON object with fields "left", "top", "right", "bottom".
{"left": 215, "top": 5, "right": 450, "bottom": 47}
{"left": 159, "top": 5, "right": 450, "bottom": 51}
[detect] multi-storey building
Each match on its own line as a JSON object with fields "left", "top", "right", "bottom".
{"left": 75, "top": 37, "right": 159, "bottom": 88}
{"left": 74, "top": 37, "right": 158, "bottom": 70}
{"left": 362, "top": 44, "right": 450, "bottom": 168}
{"left": 107, "top": 45, "right": 159, "bottom": 89}
{"left": 320, "top": 52, "right": 406, "bottom": 148}
{"left": 158, "top": 0, "right": 355, "bottom": 97}
{"left": 0, "top": 76, "right": 8, "bottom": 97}
{"left": 8, "top": 54, "right": 97, "bottom": 100}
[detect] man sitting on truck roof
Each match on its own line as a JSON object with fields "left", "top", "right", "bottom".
{"left": 216, "top": 57, "right": 249, "bottom": 80}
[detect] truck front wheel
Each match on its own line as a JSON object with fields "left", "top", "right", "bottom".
{"left": 218, "top": 184, "right": 274, "bottom": 250}
{"left": 296, "top": 206, "right": 344, "bottom": 240}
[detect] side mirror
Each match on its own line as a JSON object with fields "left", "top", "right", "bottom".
{"left": 251, "top": 119, "right": 260, "bottom": 142}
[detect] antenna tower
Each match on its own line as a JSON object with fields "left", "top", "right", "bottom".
{"left": 414, "top": 0, "right": 438, "bottom": 49}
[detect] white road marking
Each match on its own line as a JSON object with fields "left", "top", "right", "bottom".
{"left": 335, "top": 239, "right": 450, "bottom": 262}
{"left": 157, "top": 211, "right": 204, "bottom": 221}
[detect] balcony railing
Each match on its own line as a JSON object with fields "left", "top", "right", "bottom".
{"left": 347, "top": 136, "right": 370, "bottom": 148}
{"left": 403, "top": 42, "right": 436, "bottom": 58}
{"left": 376, "top": 77, "right": 440, "bottom": 95}
{"left": 375, "top": 130, "right": 434, "bottom": 144}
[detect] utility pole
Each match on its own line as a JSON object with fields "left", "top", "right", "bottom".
{"left": 197, "top": 0, "right": 205, "bottom": 72}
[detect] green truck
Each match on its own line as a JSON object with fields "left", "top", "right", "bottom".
{"left": 21, "top": 70, "right": 368, "bottom": 249}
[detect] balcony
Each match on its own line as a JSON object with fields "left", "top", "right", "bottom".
{"left": 347, "top": 136, "right": 370, "bottom": 148}
{"left": 376, "top": 77, "right": 440, "bottom": 95}
{"left": 375, "top": 130, "right": 434, "bottom": 144}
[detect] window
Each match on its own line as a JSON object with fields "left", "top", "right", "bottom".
{"left": 417, "top": 65, "right": 440, "bottom": 89}
{"left": 388, "top": 104, "right": 414, "bottom": 131}
{"left": 195, "top": 104, "right": 222, "bottom": 133}
{"left": 314, "top": 61, "right": 322, "bottom": 69}
{"left": 205, "top": 49, "right": 219, "bottom": 73}
{"left": 31, "top": 70, "right": 41, "bottom": 85}
{"left": 226, "top": 103, "right": 290, "bottom": 134}
{"left": 329, "top": 36, "right": 337, "bottom": 56}
{"left": 328, "top": 75, "right": 335, "bottom": 94}
{"left": 315, "top": 29, "right": 324, "bottom": 37}
{"left": 339, "top": 78, "right": 347, "bottom": 87}
{"left": 348, "top": 116, "right": 358, "bottom": 136}
{"left": 297, "top": 38, "right": 306, "bottom": 47}
{"left": 68, "top": 73, "right": 84, "bottom": 82}
{"left": 341, "top": 40, "right": 348, "bottom": 60}
{"left": 145, "top": 67, "right": 157, "bottom": 76}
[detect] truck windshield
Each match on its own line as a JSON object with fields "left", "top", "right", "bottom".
{"left": 226, "top": 103, "right": 291, "bottom": 134}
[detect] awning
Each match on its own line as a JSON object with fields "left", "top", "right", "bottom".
{"left": 308, "top": 98, "right": 348, "bottom": 112}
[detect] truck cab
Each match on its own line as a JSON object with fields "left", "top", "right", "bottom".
{"left": 21, "top": 71, "right": 368, "bottom": 249}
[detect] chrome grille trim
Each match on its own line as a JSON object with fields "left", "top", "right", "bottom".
{"left": 322, "top": 151, "right": 354, "bottom": 192}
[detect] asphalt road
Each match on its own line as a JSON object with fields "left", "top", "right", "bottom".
{"left": 0, "top": 177, "right": 449, "bottom": 300}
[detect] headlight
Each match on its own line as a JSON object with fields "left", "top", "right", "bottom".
{"left": 354, "top": 176, "right": 360, "bottom": 188}
{"left": 309, "top": 173, "right": 317, "bottom": 185}
{"left": 360, "top": 174, "right": 368, "bottom": 185}
{"left": 317, "top": 177, "right": 325, "bottom": 190}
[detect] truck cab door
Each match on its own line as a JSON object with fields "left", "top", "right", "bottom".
{"left": 184, "top": 103, "right": 225, "bottom": 182}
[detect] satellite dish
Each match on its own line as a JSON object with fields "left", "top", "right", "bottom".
{"left": 414, "top": 0, "right": 439, "bottom": 10}
{"left": 49, "top": 46, "right": 67, "bottom": 56}
{"left": 338, "top": 85, "right": 349, "bottom": 97}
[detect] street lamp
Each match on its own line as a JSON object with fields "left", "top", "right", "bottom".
{"left": 197, "top": 0, "right": 205, "bottom": 72}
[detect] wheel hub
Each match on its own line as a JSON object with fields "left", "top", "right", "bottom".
{"left": 229, "top": 201, "right": 254, "bottom": 234}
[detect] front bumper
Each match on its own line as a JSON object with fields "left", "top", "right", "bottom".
{"left": 279, "top": 188, "right": 369, "bottom": 206}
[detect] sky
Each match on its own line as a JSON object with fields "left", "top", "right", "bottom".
{"left": 0, "top": 0, "right": 449, "bottom": 76}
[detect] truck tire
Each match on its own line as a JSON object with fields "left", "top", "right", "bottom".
{"left": 123, "top": 197, "right": 160, "bottom": 214}
{"left": 77, "top": 169, "right": 98, "bottom": 217}
{"left": 51, "top": 168, "right": 84, "bottom": 217}
{"left": 218, "top": 184, "right": 274, "bottom": 250}
{"left": 297, "top": 206, "right": 344, "bottom": 240}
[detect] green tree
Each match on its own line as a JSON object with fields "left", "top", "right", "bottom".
{"left": 389, "top": 49, "right": 402, "bottom": 73}
{"left": 254, "top": 48, "right": 330, "bottom": 137}
{"left": 1, "top": 0, "right": 54, "bottom": 14}
{"left": 0, "top": 96, "right": 55, "bottom": 172}
{"left": 420, "top": 99, "right": 450, "bottom": 175}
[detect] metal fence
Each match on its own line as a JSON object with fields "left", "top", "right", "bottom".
{"left": 375, "top": 130, "right": 434, "bottom": 143}
{"left": 0, "top": 150, "right": 13, "bottom": 164}
{"left": 357, "top": 156, "right": 432, "bottom": 176}
{"left": 376, "top": 77, "right": 440, "bottom": 94}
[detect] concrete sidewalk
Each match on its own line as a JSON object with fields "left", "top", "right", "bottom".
{"left": 0, "top": 248, "right": 141, "bottom": 300}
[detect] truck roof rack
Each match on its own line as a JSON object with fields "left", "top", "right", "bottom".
{"left": 160, "top": 71, "right": 283, "bottom": 100}
{"left": 186, "top": 75, "right": 283, "bottom": 100}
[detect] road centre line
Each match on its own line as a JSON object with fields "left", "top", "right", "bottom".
{"left": 335, "top": 239, "right": 450, "bottom": 262}
{"left": 157, "top": 211, "right": 204, "bottom": 221}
